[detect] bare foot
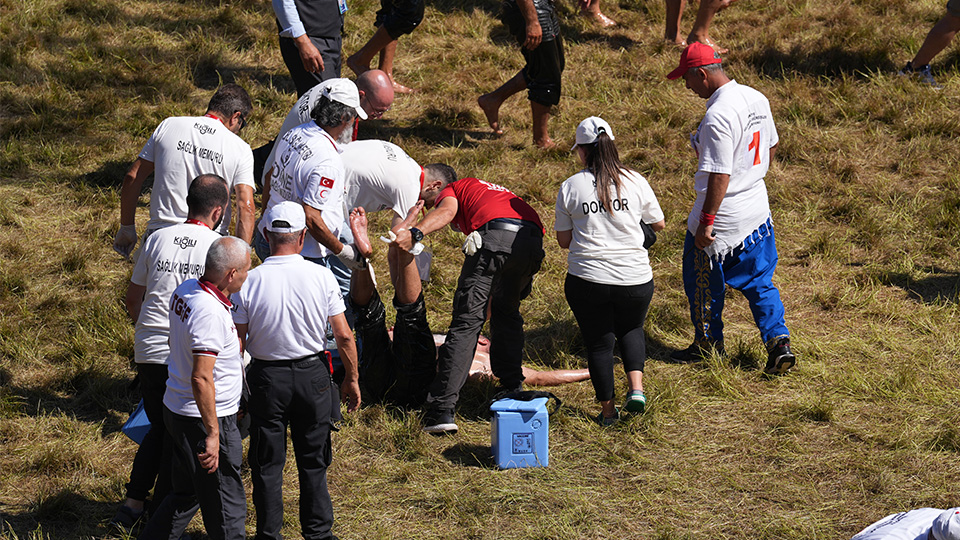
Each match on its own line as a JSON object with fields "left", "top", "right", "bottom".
{"left": 585, "top": 10, "right": 617, "bottom": 27}
{"left": 392, "top": 80, "right": 417, "bottom": 94}
{"left": 688, "top": 34, "right": 728, "bottom": 54}
{"left": 349, "top": 207, "right": 373, "bottom": 259}
{"left": 477, "top": 94, "right": 504, "bottom": 136}
{"left": 535, "top": 137, "right": 557, "bottom": 150}
{"left": 346, "top": 55, "right": 369, "bottom": 77}
{"left": 664, "top": 36, "right": 687, "bottom": 47}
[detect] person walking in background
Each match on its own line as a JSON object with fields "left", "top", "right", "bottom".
{"left": 898, "top": 0, "right": 960, "bottom": 89}
{"left": 664, "top": 0, "right": 739, "bottom": 53}
{"left": 346, "top": 0, "right": 424, "bottom": 93}
{"left": 555, "top": 117, "right": 665, "bottom": 426}
{"left": 667, "top": 43, "right": 796, "bottom": 376}
{"left": 477, "top": 0, "right": 564, "bottom": 149}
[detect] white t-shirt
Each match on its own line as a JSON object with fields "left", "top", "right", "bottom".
{"left": 852, "top": 508, "right": 943, "bottom": 540}
{"left": 262, "top": 81, "right": 336, "bottom": 187}
{"left": 231, "top": 254, "right": 345, "bottom": 360}
{"left": 263, "top": 122, "right": 345, "bottom": 258}
{"left": 163, "top": 279, "right": 243, "bottom": 418}
{"left": 139, "top": 115, "right": 255, "bottom": 235}
{"left": 342, "top": 140, "right": 422, "bottom": 217}
{"left": 688, "top": 80, "right": 779, "bottom": 260}
{"left": 555, "top": 169, "right": 664, "bottom": 286}
{"left": 130, "top": 221, "right": 221, "bottom": 365}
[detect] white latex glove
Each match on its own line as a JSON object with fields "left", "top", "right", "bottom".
{"left": 462, "top": 230, "right": 482, "bottom": 256}
{"left": 113, "top": 225, "right": 137, "bottom": 258}
{"left": 380, "top": 231, "right": 424, "bottom": 255}
{"left": 336, "top": 243, "right": 368, "bottom": 270}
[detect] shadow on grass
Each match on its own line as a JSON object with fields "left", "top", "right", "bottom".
{"left": 429, "top": 0, "right": 501, "bottom": 17}
{"left": 2, "top": 489, "right": 119, "bottom": 540}
{"left": 441, "top": 442, "right": 495, "bottom": 468}
{"left": 877, "top": 267, "right": 960, "bottom": 305}
{"left": 7, "top": 372, "right": 136, "bottom": 437}
{"left": 75, "top": 160, "right": 133, "bottom": 189}
{"left": 743, "top": 44, "right": 897, "bottom": 79}
{"left": 363, "top": 118, "right": 495, "bottom": 149}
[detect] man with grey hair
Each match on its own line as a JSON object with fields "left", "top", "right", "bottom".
{"left": 233, "top": 201, "right": 360, "bottom": 540}
{"left": 139, "top": 236, "right": 251, "bottom": 540}
{"left": 114, "top": 85, "right": 257, "bottom": 259}
{"left": 259, "top": 78, "right": 368, "bottom": 324}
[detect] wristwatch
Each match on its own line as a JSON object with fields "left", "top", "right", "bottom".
{"left": 409, "top": 227, "right": 424, "bottom": 243}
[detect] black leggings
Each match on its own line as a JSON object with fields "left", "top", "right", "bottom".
{"left": 564, "top": 273, "right": 654, "bottom": 402}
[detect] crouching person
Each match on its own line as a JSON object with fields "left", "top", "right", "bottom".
{"left": 139, "top": 237, "right": 251, "bottom": 540}
{"left": 232, "top": 201, "right": 361, "bottom": 540}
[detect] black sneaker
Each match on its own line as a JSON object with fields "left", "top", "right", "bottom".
{"left": 764, "top": 337, "right": 796, "bottom": 376}
{"left": 669, "top": 341, "right": 724, "bottom": 364}
{"left": 422, "top": 408, "right": 458, "bottom": 435}
{"left": 108, "top": 505, "right": 144, "bottom": 535}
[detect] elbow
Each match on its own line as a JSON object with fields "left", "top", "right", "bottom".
{"left": 651, "top": 220, "right": 666, "bottom": 232}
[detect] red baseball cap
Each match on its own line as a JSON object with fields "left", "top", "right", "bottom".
{"left": 667, "top": 42, "right": 722, "bottom": 80}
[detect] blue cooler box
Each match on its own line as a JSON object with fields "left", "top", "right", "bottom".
{"left": 490, "top": 397, "right": 549, "bottom": 469}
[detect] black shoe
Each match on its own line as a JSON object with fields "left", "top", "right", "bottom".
{"left": 109, "top": 505, "right": 144, "bottom": 535}
{"left": 764, "top": 337, "right": 796, "bottom": 376}
{"left": 422, "top": 408, "right": 458, "bottom": 435}
{"left": 669, "top": 341, "right": 724, "bottom": 364}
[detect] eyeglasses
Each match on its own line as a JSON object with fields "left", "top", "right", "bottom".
{"left": 368, "top": 105, "right": 390, "bottom": 119}
{"left": 238, "top": 113, "right": 247, "bottom": 132}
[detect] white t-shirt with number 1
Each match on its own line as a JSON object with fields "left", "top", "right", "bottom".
{"left": 688, "top": 80, "right": 779, "bottom": 260}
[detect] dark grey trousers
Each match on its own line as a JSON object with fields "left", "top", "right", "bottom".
{"left": 139, "top": 409, "right": 245, "bottom": 540}
{"left": 425, "top": 225, "right": 544, "bottom": 412}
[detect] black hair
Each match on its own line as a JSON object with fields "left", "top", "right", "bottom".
{"left": 186, "top": 174, "right": 229, "bottom": 217}
{"left": 206, "top": 83, "right": 252, "bottom": 118}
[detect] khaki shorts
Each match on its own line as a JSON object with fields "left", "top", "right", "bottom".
{"left": 949, "top": 0, "right": 960, "bottom": 18}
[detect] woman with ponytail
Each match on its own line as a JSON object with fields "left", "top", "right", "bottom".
{"left": 555, "top": 117, "right": 665, "bottom": 426}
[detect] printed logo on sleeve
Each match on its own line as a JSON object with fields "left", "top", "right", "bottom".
{"left": 319, "top": 177, "right": 335, "bottom": 188}
{"left": 171, "top": 293, "right": 192, "bottom": 322}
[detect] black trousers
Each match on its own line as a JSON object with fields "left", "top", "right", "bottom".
{"left": 354, "top": 290, "right": 437, "bottom": 407}
{"left": 139, "top": 409, "right": 245, "bottom": 540}
{"left": 248, "top": 357, "right": 335, "bottom": 540}
{"left": 564, "top": 274, "right": 654, "bottom": 402}
{"left": 125, "top": 364, "right": 172, "bottom": 511}
{"left": 425, "top": 225, "right": 544, "bottom": 412}
{"left": 279, "top": 34, "right": 341, "bottom": 97}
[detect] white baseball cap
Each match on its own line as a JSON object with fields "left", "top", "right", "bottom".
{"left": 933, "top": 508, "right": 960, "bottom": 540}
{"left": 571, "top": 116, "right": 615, "bottom": 150}
{"left": 321, "top": 78, "right": 368, "bottom": 120}
{"left": 263, "top": 201, "right": 306, "bottom": 233}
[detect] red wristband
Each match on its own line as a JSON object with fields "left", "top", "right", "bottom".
{"left": 699, "top": 212, "right": 716, "bottom": 226}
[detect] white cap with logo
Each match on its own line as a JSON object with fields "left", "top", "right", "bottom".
{"left": 263, "top": 201, "right": 306, "bottom": 233}
{"left": 572, "top": 116, "right": 615, "bottom": 150}
{"left": 933, "top": 508, "right": 960, "bottom": 540}
{"left": 321, "top": 78, "right": 368, "bottom": 120}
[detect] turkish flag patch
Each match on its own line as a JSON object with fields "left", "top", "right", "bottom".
{"left": 319, "top": 177, "right": 335, "bottom": 188}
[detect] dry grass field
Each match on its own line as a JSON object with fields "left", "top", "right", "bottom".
{"left": 1, "top": 0, "right": 959, "bottom": 538}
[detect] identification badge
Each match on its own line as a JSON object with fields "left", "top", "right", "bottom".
{"left": 338, "top": 0, "right": 347, "bottom": 14}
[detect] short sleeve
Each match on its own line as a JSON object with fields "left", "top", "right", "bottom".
{"left": 231, "top": 145, "right": 256, "bottom": 190}
{"left": 636, "top": 177, "right": 665, "bottom": 224}
{"left": 138, "top": 121, "right": 165, "bottom": 162}
{"left": 322, "top": 270, "right": 346, "bottom": 317}
{"left": 302, "top": 167, "right": 342, "bottom": 210}
{"left": 698, "top": 114, "right": 735, "bottom": 175}
{"left": 183, "top": 302, "right": 226, "bottom": 356}
{"left": 554, "top": 181, "right": 574, "bottom": 231}
{"left": 130, "top": 235, "right": 157, "bottom": 286}
{"left": 230, "top": 291, "right": 249, "bottom": 325}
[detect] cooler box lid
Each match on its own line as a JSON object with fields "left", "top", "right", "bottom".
{"left": 490, "top": 397, "right": 549, "bottom": 413}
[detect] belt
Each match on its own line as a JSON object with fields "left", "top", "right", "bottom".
{"left": 252, "top": 351, "right": 333, "bottom": 373}
{"left": 479, "top": 218, "right": 542, "bottom": 236}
